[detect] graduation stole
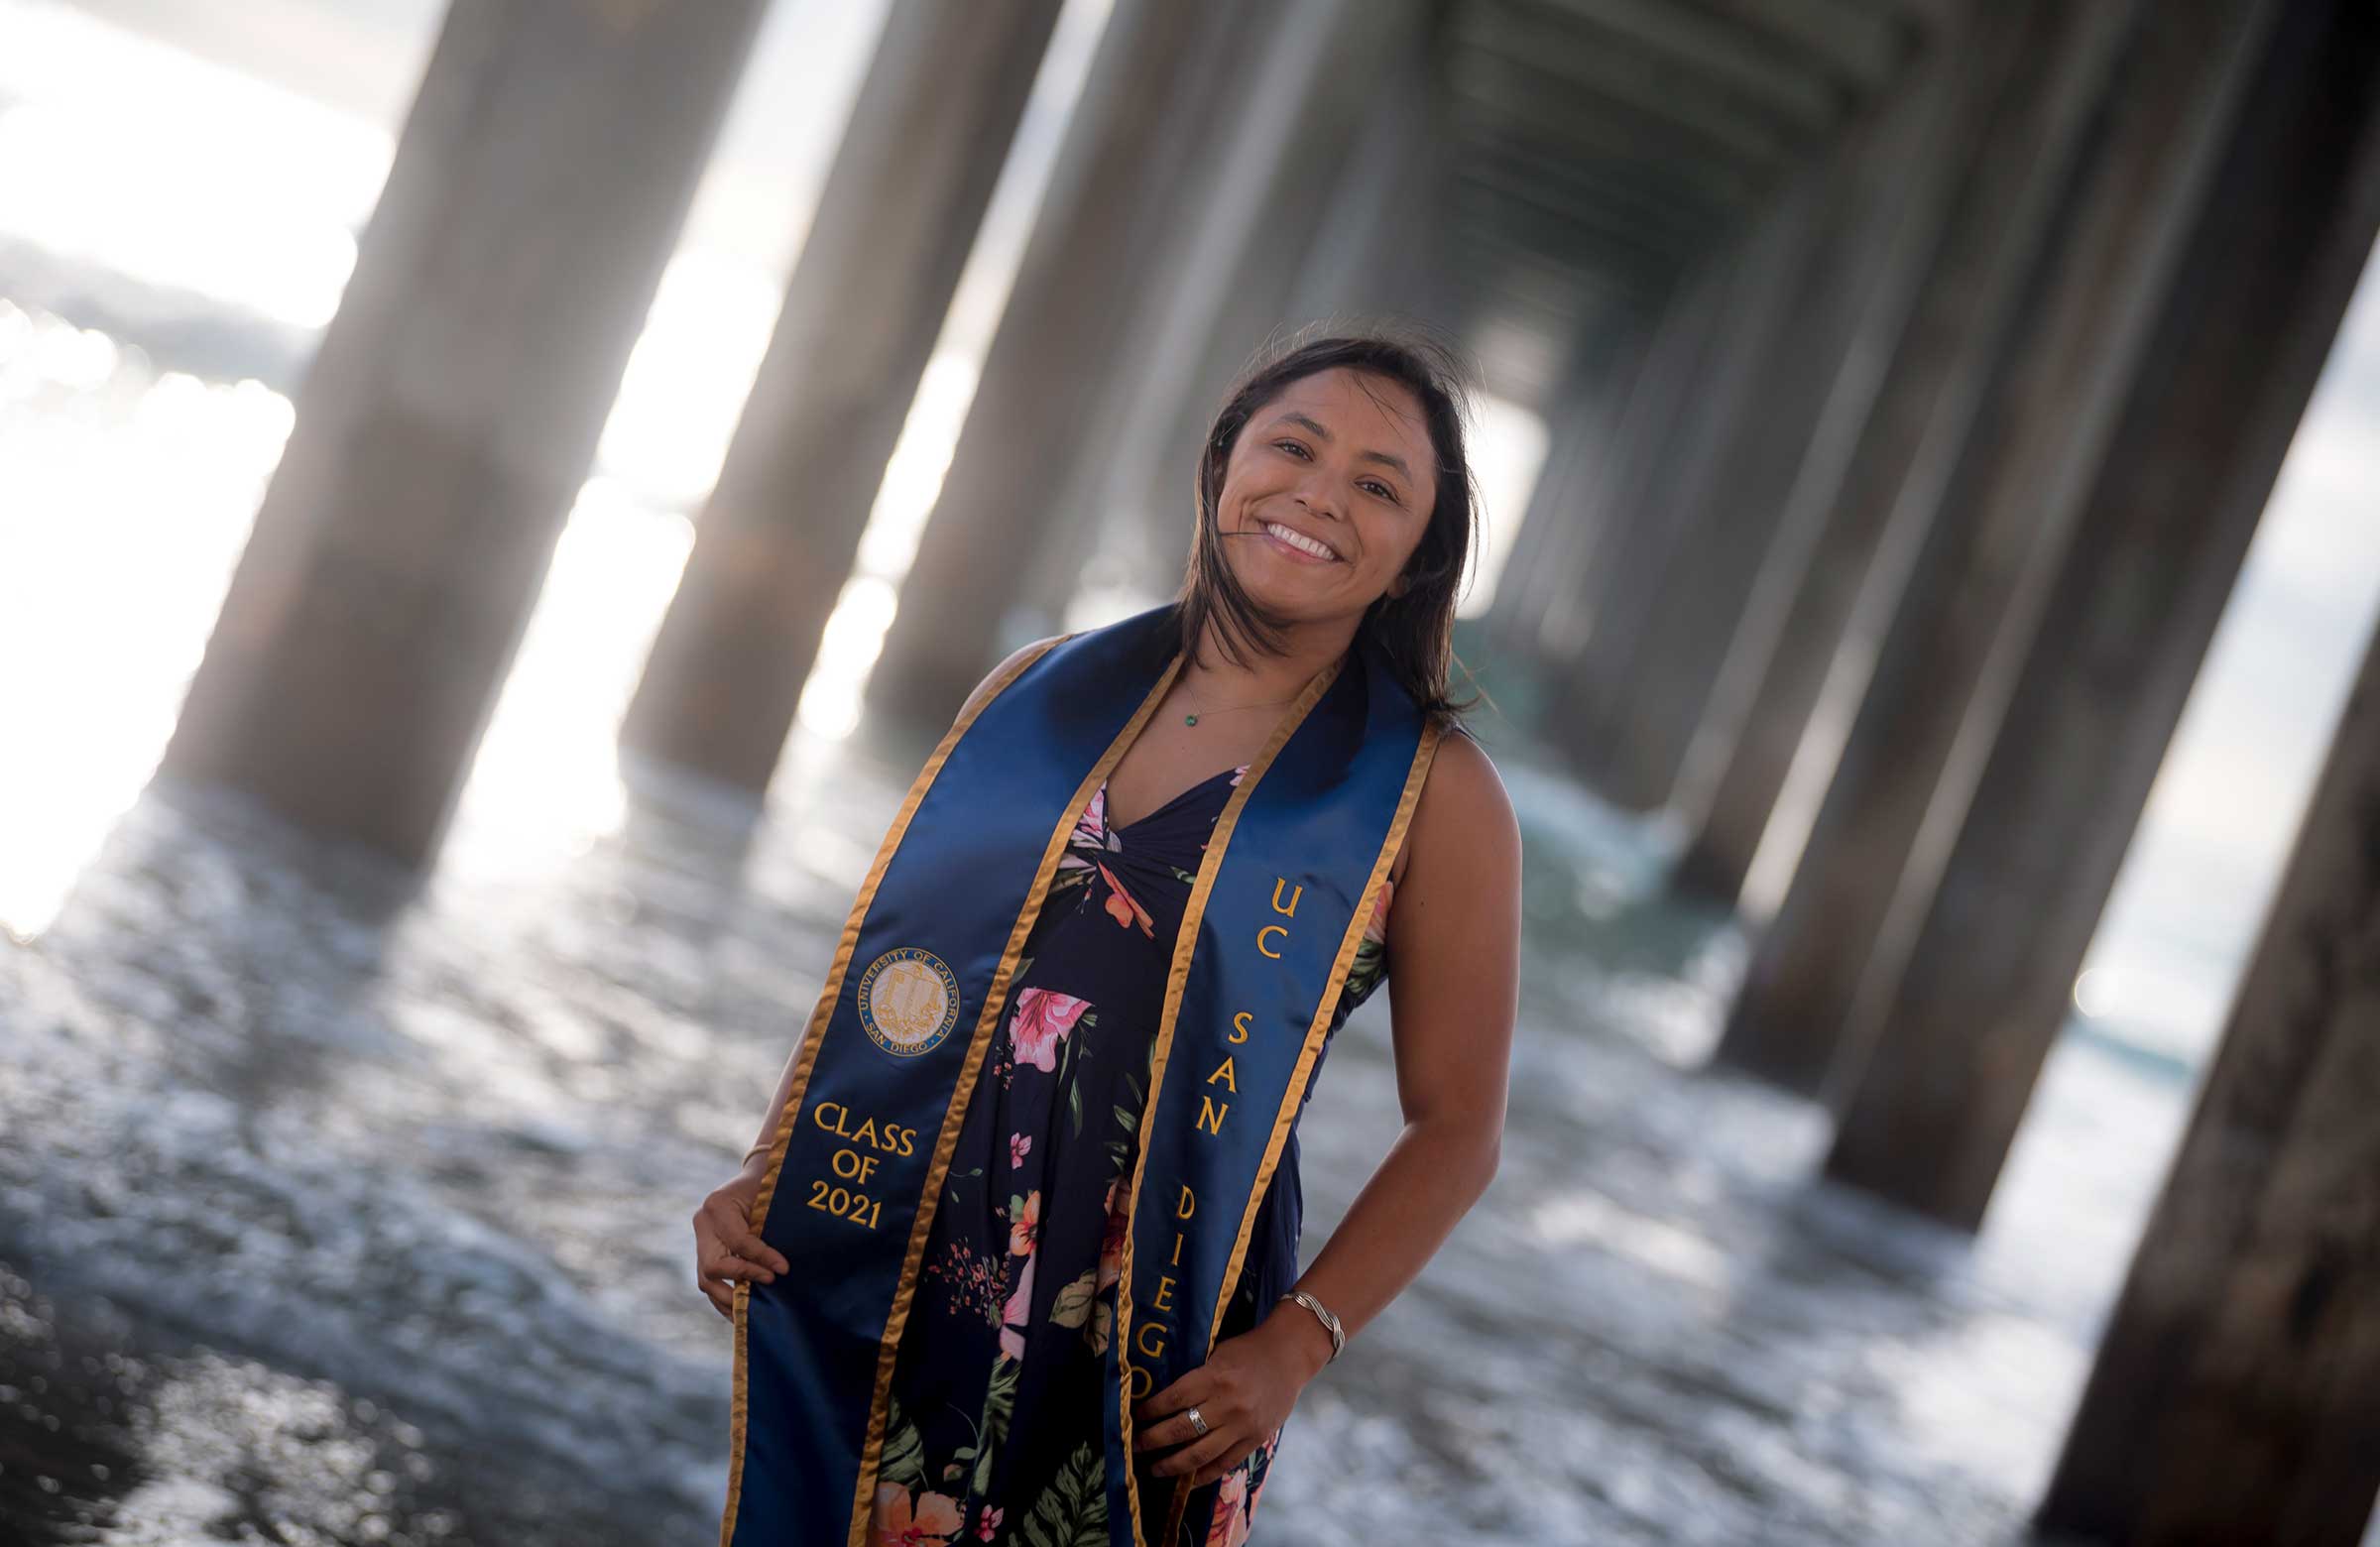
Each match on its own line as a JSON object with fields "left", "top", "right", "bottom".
{"left": 721, "top": 601, "right": 1440, "bottom": 1547}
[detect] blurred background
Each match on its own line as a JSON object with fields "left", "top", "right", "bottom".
{"left": 2, "top": 0, "right": 2377, "bottom": 1543}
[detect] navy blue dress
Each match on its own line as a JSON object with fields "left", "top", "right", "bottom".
{"left": 867, "top": 760, "right": 1394, "bottom": 1547}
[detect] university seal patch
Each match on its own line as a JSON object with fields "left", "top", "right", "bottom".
{"left": 854, "top": 946, "right": 961, "bottom": 1058}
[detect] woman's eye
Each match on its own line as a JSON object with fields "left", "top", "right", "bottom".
{"left": 1363, "top": 481, "right": 1397, "bottom": 503}
{"left": 1274, "top": 440, "right": 1309, "bottom": 458}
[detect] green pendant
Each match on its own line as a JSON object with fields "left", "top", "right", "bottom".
{"left": 1184, "top": 712, "right": 1199, "bottom": 727}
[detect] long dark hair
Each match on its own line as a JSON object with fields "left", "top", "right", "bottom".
{"left": 1172, "top": 320, "right": 1483, "bottom": 726}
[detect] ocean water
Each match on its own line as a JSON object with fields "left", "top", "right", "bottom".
{"left": 0, "top": 728, "right": 2208, "bottom": 1546}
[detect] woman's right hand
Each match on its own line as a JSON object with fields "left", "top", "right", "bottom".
{"left": 693, "top": 1168, "right": 792, "bottom": 1321}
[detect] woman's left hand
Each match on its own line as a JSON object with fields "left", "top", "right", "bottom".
{"left": 1130, "top": 1308, "right": 1332, "bottom": 1487}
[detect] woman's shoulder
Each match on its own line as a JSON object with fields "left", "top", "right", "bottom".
{"left": 1390, "top": 721, "right": 1516, "bottom": 891}
{"left": 954, "top": 634, "right": 1071, "bottom": 725}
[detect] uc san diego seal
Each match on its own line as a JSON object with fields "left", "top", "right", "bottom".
{"left": 855, "top": 946, "right": 962, "bottom": 1058}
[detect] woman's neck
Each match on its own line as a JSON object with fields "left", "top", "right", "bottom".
{"left": 1180, "top": 615, "right": 1357, "bottom": 708}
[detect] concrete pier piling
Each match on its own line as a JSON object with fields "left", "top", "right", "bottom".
{"left": 1669, "top": 0, "right": 2132, "bottom": 909}
{"left": 861, "top": 0, "right": 1279, "bottom": 731}
{"left": 155, "top": 0, "right": 768, "bottom": 864}
{"left": 1711, "top": 0, "right": 2270, "bottom": 1098}
{"left": 1580, "top": 30, "right": 1956, "bottom": 814}
{"left": 1822, "top": 0, "right": 2380, "bottom": 1232}
{"left": 2038, "top": 383, "right": 2380, "bottom": 1546}
{"left": 618, "top": 0, "right": 1066, "bottom": 795}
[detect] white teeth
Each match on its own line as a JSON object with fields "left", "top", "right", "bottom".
{"left": 1263, "top": 521, "right": 1337, "bottom": 560}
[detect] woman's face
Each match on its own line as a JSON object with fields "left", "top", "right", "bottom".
{"left": 1214, "top": 366, "right": 1438, "bottom": 626}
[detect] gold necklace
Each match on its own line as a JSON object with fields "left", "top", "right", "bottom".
{"left": 1180, "top": 685, "right": 1300, "bottom": 728}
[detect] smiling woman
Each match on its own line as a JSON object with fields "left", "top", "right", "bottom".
{"left": 701, "top": 323, "right": 1521, "bottom": 1547}
{"left": 1176, "top": 328, "right": 1483, "bottom": 733}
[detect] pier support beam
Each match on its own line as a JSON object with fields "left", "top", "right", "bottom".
{"left": 1493, "top": 309, "right": 1670, "bottom": 674}
{"left": 617, "top": 0, "right": 1064, "bottom": 793}
{"left": 1579, "top": 29, "right": 1962, "bottom": 814}
{"left": 861, "top": 0, "right": 1268, "bottom": 731}
{"left": 1283, "top": 55, "right": 1453, "bottom": 327}
{"left": 1546, "top": 176, "right": 1826, "bottom": 805}
{"left": 1532, "top": 245, "right": 1741, "bottom": 775}
{"left": 1711, "top": 0, "right": 2268, "bottom": 1096}
{"left": 2036, "top": 456, "right": 2380, "bottom": 1542}
{"left": 1482, "top": 342, "right": 1633, "bottom": 665}
{"left": 1531, "top": 261, "right": 1725, "bottom": 679}
{"left": 155, "top": 0, "right": 765, "bottom": 864}
{"left": 1670, "top": 0, "right": 2128, "bottom": 908}
{"left": 1823, "top": 0, "right": 2380, "bottom": 1230}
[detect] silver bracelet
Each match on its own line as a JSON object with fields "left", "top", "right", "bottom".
{"left": 1278, "top": 1289, "right": 1345, "bottom": 1363}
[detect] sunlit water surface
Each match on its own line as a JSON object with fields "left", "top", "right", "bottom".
{"left": 4, "top": 736, "right": 2202, "bottom": 1547}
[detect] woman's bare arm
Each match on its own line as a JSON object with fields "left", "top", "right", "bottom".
{"left": 1255, "top": 727, "right": 1521, "bottom": 1372}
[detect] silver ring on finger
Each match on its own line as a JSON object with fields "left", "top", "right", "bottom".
{"left": 1185, "top": 1405, "right": 1209, "bottom": 1437}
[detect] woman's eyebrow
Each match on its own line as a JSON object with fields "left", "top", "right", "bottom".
{"left": 1270, "top": 411, "right": 1414, "bottom": 483}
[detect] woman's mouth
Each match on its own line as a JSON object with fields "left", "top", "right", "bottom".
{"left": 1258, "top": 520, "right": 1340, "bottom": 563}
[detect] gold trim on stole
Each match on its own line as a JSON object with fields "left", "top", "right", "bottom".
{"left": 717, "top": 632, "right": 1186, "bottom": 1547}
{"left": 1161, "top": 713, "right": 1445, "bottom": 1542}
{"left": 1111, "top": 651, "right": 1371, "bottom": 1545}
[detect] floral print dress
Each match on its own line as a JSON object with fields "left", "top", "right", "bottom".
{"left": 870, "top": 759, "right": 1394, "bottom": 1547}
